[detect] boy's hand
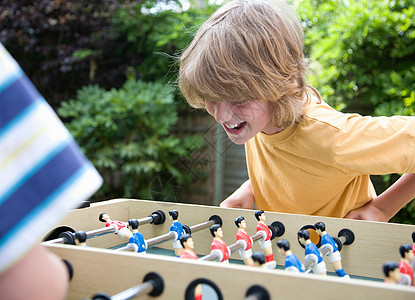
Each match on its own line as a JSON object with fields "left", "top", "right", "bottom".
{"left": 346, "top": 173, "right": 415, "bottom": 222}
{"left": 344, "top": 200, "right": 387, "bottom": 222}
{"left": 219, "top": 179, "right": 255, "bottom": 209}
{"left": 220, "top": 197, "right": 253, "bottom": 209}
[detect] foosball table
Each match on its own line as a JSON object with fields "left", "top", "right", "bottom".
{"left": 44, "top": 199, "right": 415, "bottom": 299}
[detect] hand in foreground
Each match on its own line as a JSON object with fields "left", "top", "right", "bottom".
{"left": 344, "top": 200, "right": 388, "bottom": 222}
{"left": 219, "top": 180, "right": 255, "bottom": 209}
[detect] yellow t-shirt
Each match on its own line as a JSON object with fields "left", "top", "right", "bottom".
{"left": 245, "top": 99, "right": 415, "bottom": 217}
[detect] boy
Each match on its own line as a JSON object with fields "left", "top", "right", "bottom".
{"left": 178, "top": 0, "right": 415, "bottom": 221}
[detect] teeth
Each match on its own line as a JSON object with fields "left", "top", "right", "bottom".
{"left": 226, "top": 123, "right": 241, "bottom": 129}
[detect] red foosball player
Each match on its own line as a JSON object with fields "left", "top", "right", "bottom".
{"left": 255, "top": 210, "right": 276, "bottom": 268}
{"left": 210, "top": 224, "right": 230, "bottom": 263}
{"left": 411, "top": 232, "right": 415, "bottom": 270}
{"left": 383, "top": 261, "right": 401, "bottom": 284}
{"left": 99, "top": 213, "right": 131, "bottom": 239}
{"left": 235, "top": 216, "right": 254, "bottom": 266}
{"left": 180, "top": 234, "right": 198, "bottom": 260}
{"left": 179, "top": 234, "right": 202, "bottom": 300}
{"left": 399, "top": 244, "right": 414, "bottom": 286}
{"left": 412, "top": 232, "right": 415, "bottom": 255}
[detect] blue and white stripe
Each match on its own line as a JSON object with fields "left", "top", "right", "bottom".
{"left": 0, "top": 43, "right": 102, "bottom": 273}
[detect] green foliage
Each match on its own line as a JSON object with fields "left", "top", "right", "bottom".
{"left": 391, "top": 201, "right": 415, "bottom": 224}
{"left": 110, "top": 1, "right": 217, "bottom": 83}
{"left": 0, "top": 0, "right": 215, "bottom": 109}
{"left": 299, "top": 0, "right": 415, "bottom": 114}
{"left": 58, "top": 79, "right": 204, "bottom": 201}
{"left": 298, "top": 0, "right": 415, "bottom": 223}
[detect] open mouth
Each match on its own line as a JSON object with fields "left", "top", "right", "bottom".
{"left": 223, "top": 122, "right": 247, "bottom": 134}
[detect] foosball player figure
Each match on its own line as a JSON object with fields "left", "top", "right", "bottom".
{"left": 210, "top": 224, "right": 230, "bottom": 263}
{"left": 383, "top": 261, "right": 401, "bottom": 284}
{"left": 412, "top": 232, "right": 415, "bottom": 255}
{"left": 314, "top": 222, "right": 350, "bottom": 279}
{"left": 297, "top": 229, "right": 327, "bottom": 275}
{"left": 127, "top": 219, "right": 147, "bottom": 253}
{"left": 179, "top": 234, "right": 198, "bottom": 260}
{"left": 411, "top": 232, "right": 415, "bottom": 270}
{"left": 398, "top": 244, "right": 414, "bottom": 286}
{"left": 179, "top": 234, "right": 202, "bottom": 300}
{"left": 75, "top": 231, "right": 87, "bottom": 247}
{"left": 235, "top": 216, "right": 254, "bottom": 266}
{"left": 99, "top": 213, "right": 131, "bottom": 239}
{"left": 169, "top": 210, "right": 186, "bottom": 257}
{"left": 255, "top": 210, "right": 276, "bottom": 268}
{"left": 276, "top": 239, "right": 305, "bottom": 273}
{"left": 252, "top": 251, "right": 267, "bottom": 269}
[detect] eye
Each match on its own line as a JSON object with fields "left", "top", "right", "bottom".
{"left": 233, "top": 101, "right": 248, "bottom": 107}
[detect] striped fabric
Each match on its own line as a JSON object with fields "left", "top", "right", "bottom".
{"left": 0, "top": 43, "right": 103, "bottom": 273}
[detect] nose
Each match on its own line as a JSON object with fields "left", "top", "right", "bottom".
{"left": 205, "top": 101, "right": 233, "bottom": 123}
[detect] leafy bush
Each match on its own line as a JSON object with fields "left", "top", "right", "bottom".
{"left": 0, "top": 0, "right": 215, "bottom": 109}
{"left": 58, "top": 79, "right": 204, "bottom": 201}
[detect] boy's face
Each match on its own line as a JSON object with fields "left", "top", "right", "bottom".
{"left": 205, "top": 100, "right": 280, "bottom": 144}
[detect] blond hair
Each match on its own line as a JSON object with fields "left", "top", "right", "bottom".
{"left": 179, "top": 0, "right": 317, "bottom": 128}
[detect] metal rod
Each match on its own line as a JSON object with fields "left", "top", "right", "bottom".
{"left": 116, "top": 244, "right": 136, "bottom": 252}
{"left": 111, "top": 281, "right": 154, "bottom": 300}
{"left": 303, "top": 256, "right": 315, "bottom": 271}
{"left": 302, "top": 244, "right": 336, "bottom": 272}
{"left": 43, "top": 237, "right": 65, "bottom": 245}
{"left": 201, "top": 232, "right": 263, "bottom": 262}
{"left": 85, "top": 226, "right": 116, "bottom": 239}
{"left": 44, "top": 225, "right": 117, "bottom": 244}
{"left": 199, "top": 251, "right": 221, "bottom": 262}
{"left": 146, "top": 218, "right": 217, "bottom": 249}
{"left": 250, "top": 232, "right": 264, "bottom": 243}
{"left": 227, "top": 240, "right": 245, "bottom": 254}
{"left": 146, "top": 231, "right": 177, "bottom": 248}
{"left": 189, "top": 219, "right": 216, "bottom": 233}
{"left": 44, "top": 213, "right": 159, "bottom": 244}
{"left": 136, "top": 216, "right": 153, "bottom": 227}
{"left": 245, "top": 295, "right": 260, "bottom": 300}
{"left": 338, "top": 235, "right": 346, "bottom": 244}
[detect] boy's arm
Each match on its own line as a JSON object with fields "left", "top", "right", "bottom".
{"left": 345, "top": 173, "right": 415, "bottom": 222}
{"left": 220, "top": 179, "right": 255, "bottom": 209}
